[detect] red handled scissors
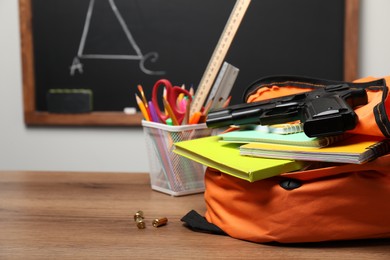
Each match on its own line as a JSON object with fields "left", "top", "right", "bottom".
{"left": 151, "top": 79, "right": 192, "bottom": 125}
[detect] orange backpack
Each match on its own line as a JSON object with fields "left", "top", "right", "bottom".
{"left": 181, "top": 76, "right": 390, "bottom": 243}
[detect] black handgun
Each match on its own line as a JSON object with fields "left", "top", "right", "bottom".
{"left": 206, "top": 84, "right": 368, "bottom": 137}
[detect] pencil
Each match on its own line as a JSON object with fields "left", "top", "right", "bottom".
{"left": 137, "top": 84, "right": 148, "bottom": 106}
{"left": 182, "top": 97, "right": 191, "bottom": 125}
{"left": 137, "top": 84, "right": 151, "bottom": 119}
{"left": 163, "top": 97, "right": 179, "bottom": 125}
{"left": 189, "top": 111, "right": 201, "bottom": 124}
{"left": 135, "top": 94, "right": 150, "bottom": 121}
{"left": 222, "top": 96, "right": 232, "bottom": 108}
{"left": 202, "top": 97, "right": 214, "bottom": 116}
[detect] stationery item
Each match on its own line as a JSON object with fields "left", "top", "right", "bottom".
{"left": 240, "top": 135, "right": 390, "bottom": 164}
{"left": 189, "top": 112, "right": 201, "bottom": 125}
{"left": 123, "top": 107, "right": 136, "bottom": 114}
{"left": 190, "top": 0, "right": 251, "bottom": 116}
{"left": 222, "top": 96, "right": 232, "bottom": 108}
{"left": 148, "top": 101, "right": 160, "bottom": 123}
{"left": 137, "top": 84, "right": 148, "bottom": 106}
{"left": 47, "top": 88, "right": 93, "bottom": 114}
{"left": 163, "top": 97, "right": 179, "bottom": 125}
{"left": 174, "top": 136, "right": 304, "bottom": 182}
{"left": 152, "top": 79, "right": 192, "bottom": 125}
{"left": 219, "top": 130, "right": 347, "bottom": 148}
{"left": 142, "top": 120, "right": 212, "bottom": 196}
{"left": 135, "top": 94, "right": 150, "bottom": 121}
{"left": 254, "top": 122, "right": 304, "bottom": 134}
{"left": 205, "top": 62, "right": 239, "bottom": 110}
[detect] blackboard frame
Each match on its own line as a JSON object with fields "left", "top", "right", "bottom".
{"left": 19, "top": 0, "right": 360, "bottom": 126}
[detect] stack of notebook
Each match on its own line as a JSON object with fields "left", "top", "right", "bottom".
{"left": 173, "top": 126, "right": 390, "bottom": 182}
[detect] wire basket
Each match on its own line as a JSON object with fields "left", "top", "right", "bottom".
{"left": 142, "top": 120, "right": 213, "bottom": 196}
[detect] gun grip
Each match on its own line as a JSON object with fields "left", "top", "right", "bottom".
{"left": 303, "top": 97, "right": 359, "bottom": 137}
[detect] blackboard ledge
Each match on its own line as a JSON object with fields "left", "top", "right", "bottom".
{"left": 24, "top": 111, "right": 143, "bottom": 126}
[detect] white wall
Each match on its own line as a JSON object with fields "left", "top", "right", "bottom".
{"left": 359, "top": 0, "right": 390, "bottom": 77}
{"left": 1, "top": 0, "right": 389, "bottom": 172}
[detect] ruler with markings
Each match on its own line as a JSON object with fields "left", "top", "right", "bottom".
{"left": 205, "top": 62, "right": 239, "bottom": 110}
{"left": 190, "top": 0, "right": 252, "bottom": 116}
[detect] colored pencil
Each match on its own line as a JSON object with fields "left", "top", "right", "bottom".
{"left": 135, "top": 94, "right": 150, "bottom": 121}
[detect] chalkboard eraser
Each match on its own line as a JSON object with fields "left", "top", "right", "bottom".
{"left": 47, "top": 89, "right": 93, "bottom": 113}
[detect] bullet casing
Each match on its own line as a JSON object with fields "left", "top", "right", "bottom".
{"left": 134, "top": 210, "right": 144, "bottom": 221}
{"left": 134, "top": 210, "right": 145, "bottom": 229}
{"left": 152, "top": 217, "right": 168, "bottom": 227}
{"left": 136, "top": 219, "right": 146, "bottom": 229}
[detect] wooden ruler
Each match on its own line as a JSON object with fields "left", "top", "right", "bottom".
{"left": 190, "top": 0, "right": 251, "bottom": 116}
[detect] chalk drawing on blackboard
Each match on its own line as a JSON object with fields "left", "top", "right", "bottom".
{"left": 69, "top": 0, "right": 165, "bottom": 76}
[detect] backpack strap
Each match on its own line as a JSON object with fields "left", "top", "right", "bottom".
{"left": 181, "top": 210, "right": 226, "bottom": 236}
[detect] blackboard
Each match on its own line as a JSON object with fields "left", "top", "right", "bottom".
{"left": 19, "top": 0, "right": 359, "bottom": 126}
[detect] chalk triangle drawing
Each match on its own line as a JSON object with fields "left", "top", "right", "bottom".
{"left": 70, "top": 0, "right": 165, "bottom": 76}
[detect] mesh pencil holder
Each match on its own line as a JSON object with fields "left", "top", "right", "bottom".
{"left": 142, "top": 120, "right": 213, "bottom": 196}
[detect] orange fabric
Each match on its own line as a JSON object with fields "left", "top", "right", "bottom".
{"left": 203, "top": 76, "right": 390, "bottom": 243}
{"left": 204, "top": 154, "right": 390, "bottom": 243}
{"left": 246, "top": 77, "right": 390, "bottom": 137}
{"left": 247, "top": 85, "right": 311, "bottom": 103}
{"left": 353, "top": 76, "right": 390, "bottom": 136}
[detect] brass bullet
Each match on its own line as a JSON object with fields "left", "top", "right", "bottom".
{"left": 134, "top": 210, "right": 146, "bottom": 229}
{"left": 136, "top": 219, "right": 146, "bottom": 229}
{"left": 133, "top": 210, "right": 144, "bottom": 221}
{"left": 152, "top": 217, "right": 168, "bottom": 228}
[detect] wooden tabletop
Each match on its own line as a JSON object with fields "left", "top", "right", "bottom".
{"left": 0, "top": 171, "right": 389, "bottom": 259}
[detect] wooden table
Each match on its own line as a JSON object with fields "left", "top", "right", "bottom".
{"left": 0, "top": 171, "right": 389, "bottom": 259}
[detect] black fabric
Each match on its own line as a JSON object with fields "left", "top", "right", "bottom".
{"left": 181, "top": 210, "right": 226, "bottom": 236}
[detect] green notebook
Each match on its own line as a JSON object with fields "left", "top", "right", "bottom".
{"left": 173, "top": 136, "right": 304, "bottom": 182}
{"left": 219, "top": 130, "right": 347, "bottom": 148}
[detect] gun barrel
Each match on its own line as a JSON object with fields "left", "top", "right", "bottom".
{"left": 206, "top": 104, "right": 263, "bottom": 128}
{"left": 206, "top": 93, "right": 305, "bottom": 128}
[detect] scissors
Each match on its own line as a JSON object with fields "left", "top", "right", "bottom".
{"left": 151, "top": 79, "right": 192, "bottom": 125}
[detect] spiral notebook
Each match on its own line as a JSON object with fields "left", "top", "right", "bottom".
{"left": 240, "top": 135, "right": 390, "bottom": 164}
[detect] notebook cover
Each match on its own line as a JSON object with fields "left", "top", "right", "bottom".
{"left": 219, "top": 130, "right": 346, "bottom": 147}
{"left": 174, "top": 136, "right": 304, "bottom": 182}
{"left": 240, "top": 135, "right": 390, "bottom": 164}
